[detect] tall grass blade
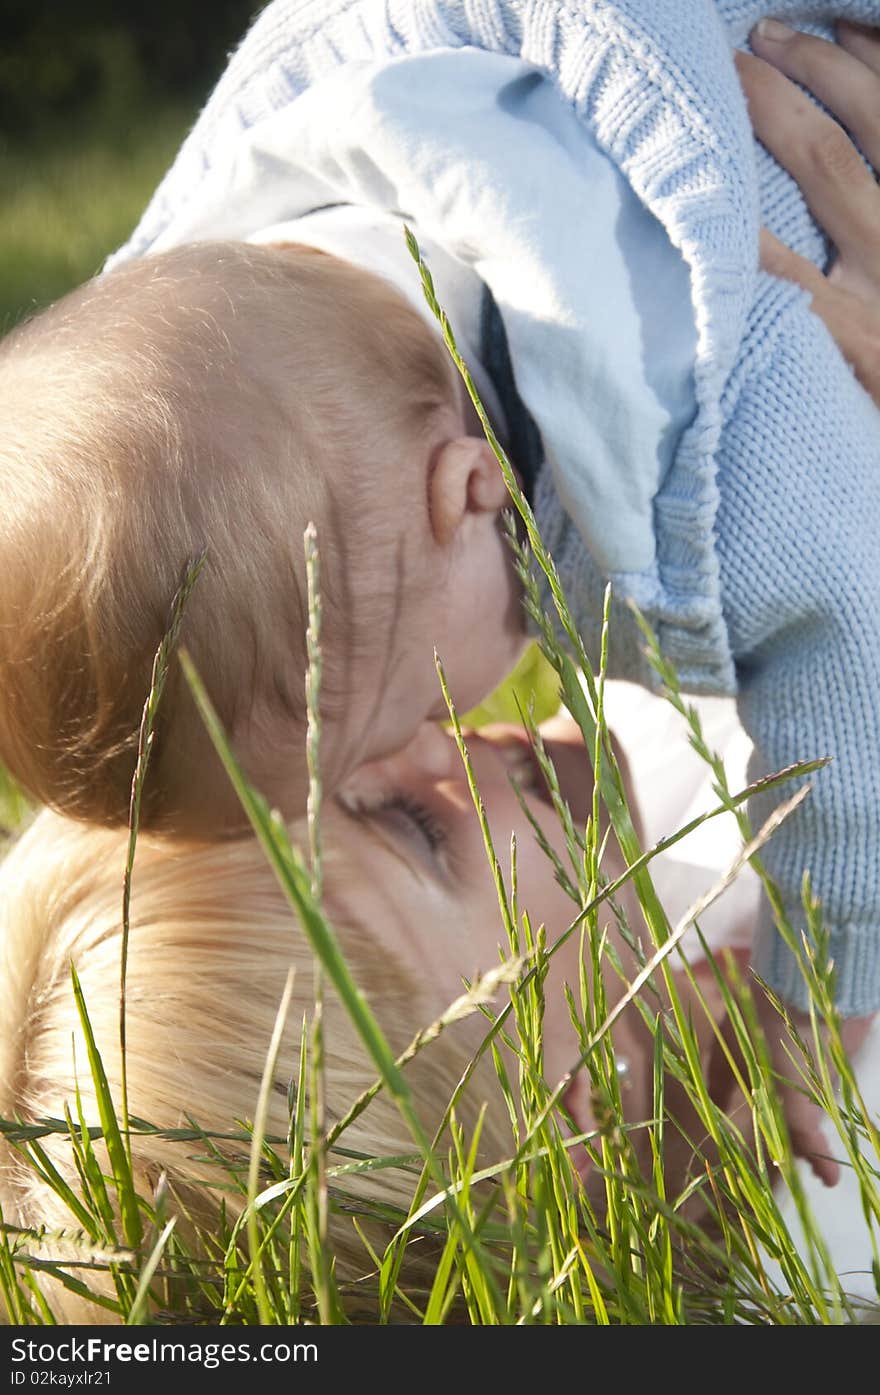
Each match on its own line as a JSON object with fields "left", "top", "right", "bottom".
{"left": 125, "top": 1219, "right": 176, "bottom": 1326}
{"left": 120, "top": 551, "right": 205, "bottom": 1161}
{"left": 70, "top": 965, "right": 142, "bottom": 1250}
{"left": 247, "top": 967, "right": 295, "bottom": 1325}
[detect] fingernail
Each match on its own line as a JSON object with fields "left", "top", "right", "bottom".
{"left": 754, "top": 18, "right": 795, "bottom": 42}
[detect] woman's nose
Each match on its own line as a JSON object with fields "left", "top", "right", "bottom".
{"left": 337, "top": 722, "right": 460, "bottom": 811}
{"left": 397, "top": 721, "right": 460, "bottom": 780}
{"left": 407, "top": 722, "right": 532, "bottom": 788}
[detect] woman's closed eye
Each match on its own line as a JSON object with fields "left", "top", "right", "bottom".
{"left": 335, "top": 785, "right": 451, "bottom": 877}
{"left": 375, "top": 794, "right": 447, "bottom": 852}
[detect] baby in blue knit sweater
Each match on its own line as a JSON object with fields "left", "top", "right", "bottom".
{"left": 0, "top": 4, "right": 878, "bottom": 1187}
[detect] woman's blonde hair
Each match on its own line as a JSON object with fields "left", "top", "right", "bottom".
{"left": 0, "top": 241, "right": 457, "bottom": 829}
{"left": 0, "top": 807, "right": 514, "bottom": 1323}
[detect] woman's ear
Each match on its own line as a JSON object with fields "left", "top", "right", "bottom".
{"left": 428, "top": 436, "right": 509, "bottom": 546}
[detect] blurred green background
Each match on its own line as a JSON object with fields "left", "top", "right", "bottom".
{"left": 0, "top": 1, "right": 268, "bottom": 329}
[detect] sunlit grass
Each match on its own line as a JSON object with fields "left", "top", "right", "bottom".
{"left": 0, "top": 106, "right": 193, "bottom": 331}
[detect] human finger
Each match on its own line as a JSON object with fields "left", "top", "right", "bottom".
{"left": 736, "top": 50, "right": 880, "bottom": 267}
{"left": 759, "top": 227, "right": 828, "bottom": 296}
{"left": 475, "top": 722, "right": 541, "bottom": 790}
{"left": 837, "top": 19, "right": 880, "bottom": 78}
{"left": 839, "top": 1011, "right": 875, "bottom": 1058}
{"left": 760, "top": 228, "right": 880, "bottom": 399}
{"left": 480, "top": 716, "right": 596, "bottom": 808}
{"left": 754, "top": 990, "right": 844, "bottom": 1188}
{"left": 706, "top": 997, "right": 745, "bottom": 1109}
{"left": 789, "top": 1120, "right": 841, "bottom": 1188}
{"left": 750, "top": 19, "right": 880, "bottom": 170}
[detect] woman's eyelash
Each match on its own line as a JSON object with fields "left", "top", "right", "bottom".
{"left": 381, "top": 795, "right": 447, "bottom": 850}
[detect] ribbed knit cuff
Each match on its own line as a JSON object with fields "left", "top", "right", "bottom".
{"left": 751, "top": 898, "right": 880, "bottom": 1019}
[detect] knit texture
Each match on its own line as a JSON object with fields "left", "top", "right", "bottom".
{"left": 111, "top": 0, "right": 880, "bottom": 1014}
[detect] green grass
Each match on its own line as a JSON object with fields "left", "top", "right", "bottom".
{"left": 0, "top": 106, "right": 195, "bottom": 332}
{"left": 0, "top": 172, "right": 879, "bottom": 1327}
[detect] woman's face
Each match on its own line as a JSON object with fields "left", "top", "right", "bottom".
{"left": 331, "top": 720, "right": 634, "bottom": 1106}
{"left": 330, "top": 718, "right": 741, "bottom": 1200}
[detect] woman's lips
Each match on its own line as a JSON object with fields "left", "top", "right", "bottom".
{"left": 468, "top": 730, "right": 552, "bottom": 804}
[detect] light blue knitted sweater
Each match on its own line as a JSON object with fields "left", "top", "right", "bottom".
{"left": 113, "top": 0, "right": 880, "bottom": 1016}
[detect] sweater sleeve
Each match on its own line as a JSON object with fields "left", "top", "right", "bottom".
{"left": 715, "top": 283, "right": 880, "bottom": 1017}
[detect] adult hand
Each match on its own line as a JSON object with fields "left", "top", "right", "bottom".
{"left": 736, "top": 20, "right": 880, "bottom": 405}
{"left": 752, "top": 991, "right": 875, "bottom": 1188}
